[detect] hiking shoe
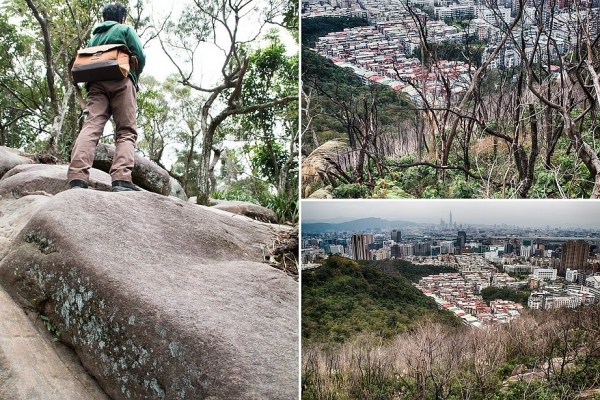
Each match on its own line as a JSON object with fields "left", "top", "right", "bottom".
{"left": 69, "top": 179, "right": 88, "bottom": 189}
{"left": 112, "top": 180, "right": 141, "bottom": 192}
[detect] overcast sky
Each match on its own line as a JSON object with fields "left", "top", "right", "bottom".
{"left": 301, "top": 200, "right": 600, "bottom": 228}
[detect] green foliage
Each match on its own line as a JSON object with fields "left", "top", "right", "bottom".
{"left": 229, "top": 32, "right": 299, "bottom": 197}
{"left": 248, "top": 142, "right": 292, "bottom": 186}
{"left": 412, "top": 40, "right": 485, "bottom": 67}
{"left": 2, "top": 0, "right": 113, "bottom": 157}
{"left": 263, "top": 190, "right": 299, "bottom": 224}
{"left": 0, "top": 12, "right": 43, "bottom": 148}
{"left": 331, "top": 183, "right": 370, "bottom": 199}
{"left": 136, "top": 76, "right": 176, "bottom": 164}
{"left": 213, "top": 180, "right": 298, "bottom": 223}
{"left": 212, "top": 177, "right": 270, "bottom": 203}
{"left": 302, "top": 255, "right": 458, "bottom": 344}
{"left": 371, "top": 178, "right": 412, "bottom": 199}
{"left": 40, "top": 314, "right": 60, "bottom": 341}
{"left": 365, "top": 259, "right": 458, "bottom": 283}
{"left": 480, "top": 286, "right": 531, "bottom": 305}
{"left": 211, "top": 188, "right": 257, "bottom": 203}
{"left": 282, "top": 0, "right": 299, "bottom": 35}
{"left": 302, "top": 46, "right": 363, "bottom": 89}
{"left": 171, "top": 148, "right": 201, "bottom": 196}
{"left": 383, "top": 164, "right": 439, "bottom": 198}
{"left": 301, "top": 17, "right": 368, "bottom": 47}
{"left": 528, "top": 137, "right": 594, "bottom": 198}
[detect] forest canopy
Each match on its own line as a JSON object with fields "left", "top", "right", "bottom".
{"left": 302, "top": 255, "right": 460, "bottom": 343}
{"left": 1, "top": 0, "right": 298, "bottom": 222}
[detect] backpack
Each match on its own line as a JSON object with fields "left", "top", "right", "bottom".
{"left": 71, "top": 43, "right": 134, "bottom": 83}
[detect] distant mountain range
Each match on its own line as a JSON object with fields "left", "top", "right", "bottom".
{"left": 301, "top": 217, "right": 423, "bottom": 233}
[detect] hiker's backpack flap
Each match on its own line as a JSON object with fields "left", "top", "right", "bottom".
{"left": 72, "top": 44, "right": 131, "bottom": 83}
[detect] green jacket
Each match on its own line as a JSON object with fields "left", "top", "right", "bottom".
{"left": 88, "top": 21, "right": 146, "bottom": 87}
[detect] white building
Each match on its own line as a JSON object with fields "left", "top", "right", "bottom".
{"left": 475, "top": 5, "right": 511, "bottom": 26}
{"left": 401, "top": 244, "right": 414, "bottom": 256}
{"left": 533, "top": 268, "right": 557, "bottom": 281}
{"left": 586, "top": 275, "right": 600, "bottom": 289}
{"left": 504, "top": 264, "right": 534, "bottom": 274}
{"left": 521, "top": 245, "right": 532, "bottom": 258}
{"left": 371, "top": 248, "right": 391, "bottom": 260}
{"left": 441, "top": 240, "right": 454, "bottom": 254}
{"left": 528, "top": 291, "right": 581, "bottom": 309}
{"left": 565, "top": 268, "right": 578, "bottom": 283}
{"left": 329, "top": 244, "right": 344, "bottom": 254}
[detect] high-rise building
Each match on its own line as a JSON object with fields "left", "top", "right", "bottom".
{"left": 351, "top": 233, "right": 374, "bottom": 261}
{"left": 391, "top": 244, "right": 402, "bottom": 259}
{"left": 440, "top": 241, "right": 454, "bottom": 254}
{"left": 449, "top": 211, "right": 453, "bottom": 230}
{"left": 401, "top": 244, "right": 414, "bottom": 256}
{"left": 560, "top": 240, "right": 590, "bottom": 274}
{"left": 391, "top": 229, "right": 402, "bottom": 242}
{"left": 457, "top": 231, "right": 467, "bottom": 248}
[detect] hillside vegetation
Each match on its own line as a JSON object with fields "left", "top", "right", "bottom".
{"left": 301, "top": 17, "right": 368, "bottom": 48}
{"left": 301, "top": 255, "right": 459, "bottom": 343}
{"left": 303, "top": 302, "right": 600, "bottom": 400}
{"left": 365, "top": 259, "right": 458, "bottom": 283}
{"left": 302, "top": 256, "right": 600, "bottom": 399}
{"left": 301, "top": 13, "right": 600, "bottom": 199}
{"left": 480, "top": 286, "right": 532, "bottom": 306}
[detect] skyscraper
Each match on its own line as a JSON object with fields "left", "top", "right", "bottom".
{"left": 352, "top": 233, "right": 374, "bottom": 260}
{"left": 560, "top": 240, "right": 590, "bottom": 274}
{"left": 391, "top": 229, "right": 401, "bottom": 242}
{"left": 449, "top": 210, "right": 453, "bottom": 230}
{"left": 457, "top": 231, "right": 467, "bottom": 249}
{"left": 391, "top": 244, "right": 402, "bottom": 259}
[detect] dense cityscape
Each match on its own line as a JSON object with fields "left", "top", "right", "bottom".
{"left": 302, "top": 0, "right": 599, "bottom": 104}
{"left": 302, "top": 211, "right": 600, "bottom": 326}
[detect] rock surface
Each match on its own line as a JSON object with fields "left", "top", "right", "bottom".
{"left": 307, "top": 187, "right": 333, "bottom": 199}
{"left": 169, "top": 177, "right": 187, "bottom": 201}
{"left": 190, "top": 197, "right": 279, "bottom": 223}
{"left": 0, "top": 146, "right": 34, "bottom": 178}
{"left": 0, "top": 164, "right": 112, "bottom": 197}
{"left": 211, "top": 200, "right": 278, "bottom": 223}
{"left": 0, "top": 285, "right": 109, "bottom": 400}
{"left": 93, "top": 143, "right": 171, "bottom": 195}
{"left": 0, "top": 190, "right": 298, "bottom": 399}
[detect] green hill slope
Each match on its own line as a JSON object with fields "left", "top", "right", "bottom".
{"left": 366, "top": 259, "right": 458, "bottom": 283}
{"left": 302, "top": 255, "right": 459, "bottom": 343}
{"left": 301, "top": 16, "right": 368, "bottom": 48}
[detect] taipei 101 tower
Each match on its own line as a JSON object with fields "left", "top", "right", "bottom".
{"left": 449, "top": 211, "right": 452, "bottom": 230}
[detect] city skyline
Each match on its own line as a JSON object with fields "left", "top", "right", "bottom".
{"left": 302, "top": 200, "right": 600, "bottom": 229}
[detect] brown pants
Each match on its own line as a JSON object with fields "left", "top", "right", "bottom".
{"left": 68, "top": 78, "right": 138, "bottom": 184}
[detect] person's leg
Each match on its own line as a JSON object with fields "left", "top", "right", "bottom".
{"left": 68, "top": 83, "right": 111, "bottom": 184}
{"left": 107, "top": 78, "right": 138, "bottom": 183}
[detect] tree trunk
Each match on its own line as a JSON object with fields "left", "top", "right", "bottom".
{"left": 196, "top": 136, "right": 213, "bottom": 206}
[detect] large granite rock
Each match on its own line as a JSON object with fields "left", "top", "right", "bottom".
{"left": 0, "top": 285, "right": 109, "bottom": 400}
{"left": 0, "top": 164, "right": 111, "bottom": 197}
{"left": 0, "top": 190, "right": 298, "bottom": 399}
{"left": 0, "top": 147, "right": 34, "bottom": 179}
{"left": 169, "top": 177, "right": 187, "bottom": 201}
{"left": 93, "top": 143, "right": 171, "bottom": 195}
{"left": 189, "top": 198, "right": 278, "bottom": 223}
{"left": 307, "top": 187, "right": 333, "bottom": 199}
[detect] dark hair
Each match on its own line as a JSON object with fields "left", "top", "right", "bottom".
{"left": 102, "top": 3, "right": 127, "bottom": 22}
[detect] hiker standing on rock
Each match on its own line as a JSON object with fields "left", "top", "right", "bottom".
{"left": 68, "top": 2, "right": 146, "bottom": 192}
